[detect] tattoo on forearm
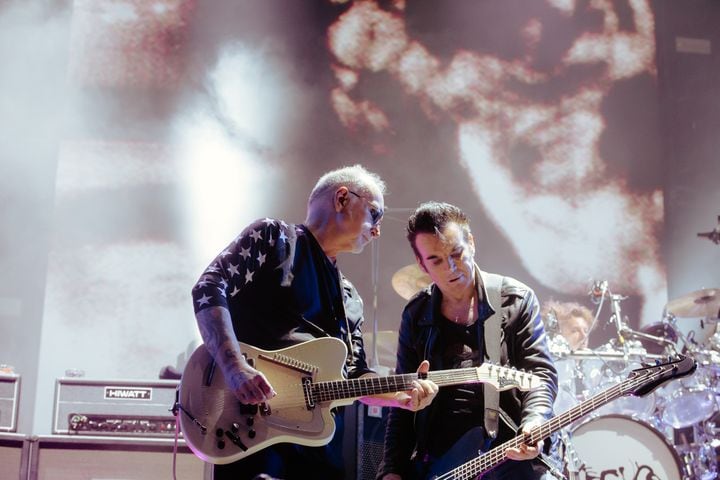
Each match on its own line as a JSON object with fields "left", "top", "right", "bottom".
{"left": 198, "top": 320, "right": 222, "bottom": 354}
{"left": 197, "top": 308, "right": 236, "bottom": 360}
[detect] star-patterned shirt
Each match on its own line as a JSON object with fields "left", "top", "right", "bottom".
{"left": 191, "top": 217, "right": 372, "bottom": 379}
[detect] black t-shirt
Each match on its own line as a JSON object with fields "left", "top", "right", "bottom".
{"left": 191, "top": 218, "right": 371, "bottom": 378}
{"left": 426, "top": 316, "right": 485, "bottom": 457}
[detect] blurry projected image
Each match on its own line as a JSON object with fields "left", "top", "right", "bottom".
{"left": 327, "top": 0, "right": 665, "bottom": 326}
{"left": 67, "top": 0, "right": 195, "bottom": 88}
{"left": 41, "top": 140, "right": 201, "bottom": 383}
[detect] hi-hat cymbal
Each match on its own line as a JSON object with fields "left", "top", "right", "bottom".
{"left": 666, "top": 288, "right": 720, "bottom": 318}
{"left": 391, "top": 264, "right": 431, "bottom": 300}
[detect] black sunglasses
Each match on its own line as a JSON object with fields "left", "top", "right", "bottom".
{"left": 348, "top": 190, "right": 384, "bottom": 225}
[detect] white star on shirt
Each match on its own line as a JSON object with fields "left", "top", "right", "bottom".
{"left": 257, "top": 252, "right": 266, "bottom": 266}
{"left": 279, "top": 229, "right": 288, "bottom": 243}
{"left": 245, "top": 269, "right": 255, "bottom": 284}
{"left": 227, "top": 262, "right": 240, "bottom": 277}
{"left": 217, "top": 286, "right": 226, "bottom": 297}
{"left": 221, "top": 249, "right": 232, "bottom": 257}
{"left": 250, "top": 229, "right": 263, "bottom": 242}
{"left": 207, "top": 265, "right": 220, "bottom": 273}
{"left": 263, "top": 218, "right": 275, "bottom": 225}
{"left": 280, "top": 221, "right": 288, "bottom": 228}
{"left": 196, "top": 294, "right": 211, "bottom": 306}
{"left": 239, "top": 246, "right": 251, "bottom": 259}
{"left": 268, "top": 234, "right": 275, "bottom": 246}
{"left": 230, "top": 285, "right": 241, "bottom": 297}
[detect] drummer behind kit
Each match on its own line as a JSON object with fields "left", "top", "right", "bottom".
{"left": 548, "top": 282, "right": 720, "bottom": 480}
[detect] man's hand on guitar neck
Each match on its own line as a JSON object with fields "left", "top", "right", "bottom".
{"left": 505, "top": 418, "right": 543, "bottom": 461}
{"left": 360, "top": 360, "right": 439, "bottom": 412}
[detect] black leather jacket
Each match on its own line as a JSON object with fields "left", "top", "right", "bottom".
{"left": 377, "top": 267, "right": 558, "bottom": 478}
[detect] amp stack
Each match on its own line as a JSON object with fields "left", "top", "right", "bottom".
{"left": 0, "top": 371, "right": 21, "bottom": 432}
{"left": 26, "top": 376, "right": 211, "bottom": 480}
{"left": 0, "top": 372, "right": 28, "bottom": 480}
{"left": 52, "top": 378, "right": 180, "bottom": 437}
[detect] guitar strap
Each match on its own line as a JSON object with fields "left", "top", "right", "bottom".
{"left": 481, "top": 272, "right": 504, "bottom": 441}
{"left": 481, "top": 272, "right": 565, "bottom": 478}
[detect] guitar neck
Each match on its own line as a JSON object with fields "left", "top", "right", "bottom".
{"left": 312, "top": 368, "right": 483, "bottom": 402}
{"left": 466, "top": 374, "right": 639, "bottom": 476}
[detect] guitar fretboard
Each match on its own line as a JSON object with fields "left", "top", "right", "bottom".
{"left": 311, "top": 368, "right": 484, "bottom": 402}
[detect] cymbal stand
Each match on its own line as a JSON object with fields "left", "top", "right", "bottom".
{"left": 616, "top": 311, "right": 680, "bottom": 357}
{"left": 368, "top": 206, "right": 415, "bottom": 369}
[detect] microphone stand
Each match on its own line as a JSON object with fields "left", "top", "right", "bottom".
{"left": 370, "top": 233, "right": 380, "bottom": 370}
{"left": 608, "top": 289, "right": 629, "bottom": 351}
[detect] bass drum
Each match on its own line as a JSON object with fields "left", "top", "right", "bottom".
{"left": 569, "top": 415, "right": 683, "bottom": 480}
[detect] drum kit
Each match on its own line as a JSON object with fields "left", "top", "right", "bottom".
{"left": 548, "top": 285, "right": 720, "bottom": 480}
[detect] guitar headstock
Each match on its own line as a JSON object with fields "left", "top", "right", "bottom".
{"left": 477, "top": 363, "right": 543, "bottom": 391}
{"left": 627, "top": 355, "right": 697, "bottom": 397}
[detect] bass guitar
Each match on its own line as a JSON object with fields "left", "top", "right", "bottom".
{"left": 177, "top": 337, "right": 542, "bottom": 464}
{"left": 427, "top": 354, "right": 696, "bottom": 479}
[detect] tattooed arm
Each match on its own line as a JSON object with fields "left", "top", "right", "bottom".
{"left": 195, "top": 305, "right": 276, "bottom": 404}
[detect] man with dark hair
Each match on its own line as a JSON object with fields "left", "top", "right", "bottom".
{"left": 378, "top": 201, "right": 558, "bottom": 480}
{"left": 191, "top": 165, "right": 437, "bottom": 480}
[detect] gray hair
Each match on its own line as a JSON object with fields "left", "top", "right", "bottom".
{"left": 308, "top": 164, "right": 387, "bottom": 204}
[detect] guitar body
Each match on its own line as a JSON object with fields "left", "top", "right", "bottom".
{"left": 178, "top": 337, "right": 349, "bottom": 465}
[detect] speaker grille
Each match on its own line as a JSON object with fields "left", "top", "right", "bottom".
{"left": 356, "top": 405, "right": 389, "bottom": 480}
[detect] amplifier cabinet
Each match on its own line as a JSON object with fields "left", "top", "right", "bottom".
{"left": 53, "top": 378, "right": 180, "bottom": 437}
{"left": 28, "top": 434, "right": 210, "bottom": 480}
{"left": 0, "top": 433, "right": 30, "bottom": 480}
{"left": 0, "top": 373, "right": 20, "bottom": 432}
{"left": 356, "top": 404, "right": 389, "bottom": 480}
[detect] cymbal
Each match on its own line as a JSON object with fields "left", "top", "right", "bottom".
{"left": 666, "top": 288, "right": 720, "bottom": 318}
{"left": 391, "top": 264, "right": 431, "bottom": 300}
{"left": 362, "top": 330, "right": 398, "bottom": 368}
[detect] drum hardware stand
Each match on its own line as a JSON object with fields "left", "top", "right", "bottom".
{"left": 559, "top": 429, "right": 582, "bottom": 480}
{"left": 618, "top": 325, "right": 679, "bottom": 356}
{"left": 697, "top": 215, "right": 720, "bottom": 245}
{"left": 599, "top": 281, "right": 680, "bottom": 357}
